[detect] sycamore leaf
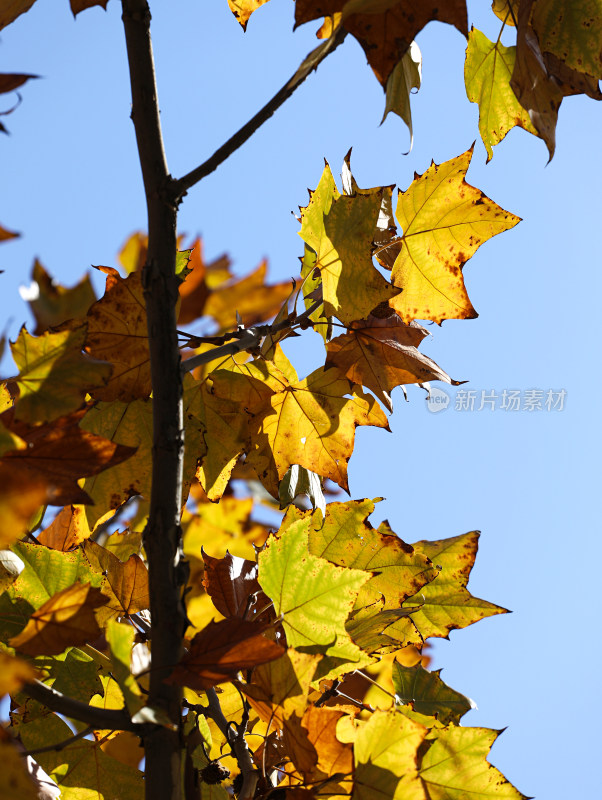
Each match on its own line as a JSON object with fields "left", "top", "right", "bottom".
{"left": 532, "top": 0, "right": 602, "bottom": 80}
{"left": 392, "top": 661, "right": 474, "bottom": 724}
{"left": 390, "top": 147, "right": 520, "bottom": 323}
{"left": 345, "top": 602, "right": 417, "bottom": 654}
{"left": 85, "top": 268, "right": 151, "bottom": 402}
{"left": 379, "top": 529, "right": 508, "bottom": 644}
{"left": 0, "top": 728, "right": 39, "bottom": 800}
{"left": 382, "top": 41, "right": 422, "bottom": 150}
{"left": 0, "top": 651, "right": 40, "bottom": 697}
{"left": 325, "top": 316, "right": 462, "bottom": 412}
{"left": 24, "top": 260, "right": 96, "bottom": 335}
{"left": 0, "top": 464, "right": 47, "bottom": 548}
{"left": 353, "top": 709, "right": 427, "bottom": 800}
{"left": 0, "top": 222, "right": 19, "bottom": 241}
{"left": 202, "top": 260, "right": 293, "bottom": 333}
{"left": 279, "top": 464, "right": 326, "bottom": 516}
{"left": 11, "top": 324, "right": 112, "bottom": 423}
{"left": 288, "top": 500, "right": 439, "bottom": 611}
{"left": 301, "top": 706, "right": 354, "bottom": 794}
{"left": 37, "top": 505, "right": 92, "bottom": 551}
{"left": 258, "top": 520, "right": 371, "bottom": 676}
{"left": 42, "top": 646, "right": 103, "bottom": 705}
{"left": 202, "top": 551, "right": 262, "bottom": 619}
{"left": 465, "top": 28, "right": 538, "bottom": 162}
{"left": 83, "top": 540, "right": 150, "bottom": 620}
{"left": 9, "top": 582, "right": 106, "bottom": 656}
{"left": 106, "top": 619, "right": 145, "bottom": 716}
{"left": 178, "top": 238, "right": 233, "bottom": 325}
{"left": 420, "top": 726, "right": 527, "bottom": 799}
{"left": 0, "top": 73, "right": 37, "bottom": 93}
{"left": 0, "top": 408, "right": 137, "bottom": 506}
{"left": 70, "top": 0, "right": 109, "bottom": 14}
{"left": 299, "top": 163, "right": 399, "bottom": 325}
{"left": 295, "top": 0, "right": 467, "bottom": 86}
{"left": 491, "top": 0, "right": 518, "bottom": 25}
{"left": 227, "top": 0, "right": 271, "bottom": 30}
{"left": 15, "top": 712, "right": 144, "bottom": 800}
{"left": 167, "top": 618, "right": 284, "bottom": 689}
{"left": 0, "top": 2, "right": 37, "bottom": 31}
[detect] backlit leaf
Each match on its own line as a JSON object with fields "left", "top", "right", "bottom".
{"left": 382, "top": 41, "right": 422, "bottom": 150}
{"left": 24, "top": 260, "right": 96, "bottom": 335}
{"left": 11, "top": 324, "right": 111, "bottom": 423}
{"left": 390, "top": 147, "right": 520, "bottom": 323}
{"left": 0, "top": 464, "right": 47, "bottom": 548}
{"left": 227, "top": 0, "right": 271, "bottom": 30}
{"left": 83, "top": 540, "right": 149, "bottom": 620}
{"left": 420, "top": 726, "right": 527, "bottom": 799}
{"left": 178, "top": 238, "right": 233, "bottom": 325}
{"left": 106, "top": 619, "right": 145, "bottom": 716}
{"left": 9, "top": 582, "right": 106, "bottom": 656}
{"left": 167, "top": 617, "right": 284, "bottom": 689}
{"left": 0, "top": 651, "right": 40, "bottom": 697}
{"left": 37, "top": 505, "right": 92, "bottom": 551}
{"left": 0, "top": 728, "right": 39, "bottom": 800}
{"left": 532, "top": 0, "right": 602, "bottom": 80}
{"left": 202, "top": 550, "right": 261, "bottom": 619}
{"left": 392, "top": 661, "right": 474, "bottom": 724}
{"left": 465, "top": 28, "right": 538, "bottom": 162}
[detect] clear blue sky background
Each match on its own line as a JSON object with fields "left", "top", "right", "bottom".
{"left": 1, "top": 1, "right": 600, "bottom": 797}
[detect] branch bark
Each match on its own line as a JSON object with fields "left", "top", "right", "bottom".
{"left": 172, "top": 27, "right": 347, "bottom": 197}
{"left": 121, "top": 2, "right": 186, "bottom": 799}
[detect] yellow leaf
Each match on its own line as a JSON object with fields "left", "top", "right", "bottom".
{"left": 465, "top": 28, "right": 538, "bottom": 162}
{"left": 9, "top": 581, "right": 107, "bottom": 656}
{"left": 37, "top": 505, "right": 92, "bottom": 551}
{"left": 0, "top": 728, "right": 39, "bottom": 800}
{"left": 226, "top": 0, "right": 272, "bottom": 30}
{"left": 25, "top": 259, "right": 96, "bottom": 335}
{"left": 11, "top": 324, "right": 111, "bottom": 423}
{"left": 532, "top": 0, "right": 602, "bottom": 80}
{"left": 390, "top": 147, "right": 520, "bottom": 323}
{"left": 0, "top": 651, "right": 40, "bottom": 697}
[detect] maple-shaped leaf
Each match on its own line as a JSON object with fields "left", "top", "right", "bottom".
{"left": 0, "top": 651, "right": 40, "bottom": 697}
{"left": 85, "top": 267, "right": 151, "bottom": 402}
{"left": 420, "top": 725, "right": 527, "bottom": 799}
{"left": 380, "top": 529, "right": 508, "bottom": 645}
{"left": 0, "top": 728, "right": 39, "bottom": 800}
{"left": 83, "top": 540, "right": 149, "bottom": 621}
{"left": 299, "top": 162, "right": 399, "bottom": 325}
{"left": 258, "top": 520, "right": 371, "bottom": 677}
{"left": 202, "top": 260, "right": 294, "bottom": 332}
{"left": 325, "top": 315, "right": 462, "bottom": 412}
{"left": 202, "top": 550, "right": 262, "bottom": 619}
{"left": 0, "top": 464, "right": 47, "bottom": 548}
{"left": 353, "top": 708, "right": 427, "bottom": 800}
{"left": 167, "top": 617, "right": 284, "bottom": 689}
{"left": 286, "top": 500, "right": 438, "bottom": 611}
{"left": 491, "top": 0, "right": 518, "bottom": 26}
{"left": 389, "top": 147, "right": 520, "bottom": 323}
{"left": 532, "top": 0, "right": 602, "bottom": 80}
{"left": 300, "top": 706, "right": 354, "bottom": 793}
{"left": 9, "top": 581, "right": 106, "bottom": 656}
{"left": 227, "top": 0, "right": 271, "bottom": 30}
{"left": 178, "top": 238, "right": 233, "bottom": 325}
{"left": 0, "top": 408, "right": 137, "bottom": 506}
{"left": 465, "top": 28, "right": 538, "bottom": 162}
{"left": 24, "top": 259, "right": 96, "bottom": 335}
{"left": 392, "top": 661, "right": 474, "bottom": 724}
{"left": 37, "top": 505, "right": 92, "bottom": 550}
{"left": 382, "top": 40, "right": 422, "bottom": 150}
{"left": 210, "top": 349, "right": 388, "bottom": 497}
{"left": 295, "top": 0, "right": 467, "bottom": 86}
{"left": 70, "top": 0, "right": 109, "bottom": 14}
{"left": 11, "top": 323, "right": 112, "bottom": 423}
{"left": 0, "top": 2, "right": 36, "bottom": 31}
{"left": 14, "top": 712, "right": 144, "bottom": 800}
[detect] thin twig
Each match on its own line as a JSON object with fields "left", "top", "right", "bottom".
{"left": 180, "top": 299, "right": 322, "bottom": 373}
{"left": 20, "top": 725, "right": 94, "bottom": 757}
{"left": 172, "top": 28, "right": 348, "bottom": 197}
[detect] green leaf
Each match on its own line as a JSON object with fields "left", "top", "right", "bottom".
{"left": 353, "top": 709, "right": 427, "bottom": 800}
{"left": 38, "top": 647, "right": 103, "bottom": 705}
{"left": 420, "top": 725, "right": 528, "bottom": 799}
{"left": 258, "top": 518, "right": 371, "bottom": 678}
{"left": 106, "top": 619, "right": 144, "bottom": 716}
{"left": 532, "top": 0, "right": 602, "bottom": 80}
{"left": 11, "top": 324, "right": 111, "bottom": 423}
{"left": 465, "top": 28, "right": 537, "bottom": 161}
{"left": 392, "top": 661, "right": 474, "bottom": 724}
{"left": 15, "top": 712, "right": 144, "bottom": 800}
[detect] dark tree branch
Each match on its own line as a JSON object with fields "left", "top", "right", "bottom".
{"left": 172, "top": 28, "right": 348, "bottom": 197}
{"left": 23, "top": 681, "right": 142, "bottom": 733}
{"left": 180, "top": 299, "right": 322, "bottom": 373}
{"left": 122, "top": 2, "right": 187, "bottom": 799}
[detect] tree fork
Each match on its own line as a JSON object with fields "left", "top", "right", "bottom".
{"left": 122, "top": 2, "right": 186, "bottom": 799}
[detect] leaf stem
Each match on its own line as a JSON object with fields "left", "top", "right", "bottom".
{"left": 171, "top": 28, "right": 348, "bottom": 197}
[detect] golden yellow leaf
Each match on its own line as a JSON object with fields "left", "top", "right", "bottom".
{"left": 83, "top": 540, "right": 150, "bottom": 620}
{"left": 390, "top": 147, "right": 520, "bottom": 323}
{"left": 226, "top": 0, "right": 271, "bottom": 30}
{"left": 9, "top": 581, "right": 107, "bottom": 656}
{"left": 26, "top": 259, "right": 96, "bottom": 335}
{"left": 0, "top": 651, "right": 40, "bottom": 697}
{"left": 0, "top": 728, "right": 39, "bottom": 800}
{"left": 37, "top": 505, "right": 92, "bottom": 551}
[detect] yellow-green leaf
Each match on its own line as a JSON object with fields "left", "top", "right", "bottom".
{"left": 11, "top": 324, "right": 111, "bottom": 423}
{"left": 25, "top": 260, "right": 96, "bottom": 336}
{"left": 465, "top": 28, "right": 538, "bottom": 161}
{"left": 106, "top": 619, "right": 145, "bottom": 716}
{"left": 420, "top": 725, "right": 527, "bottom": 799}
{"left": 392, "top": 661, "right": 474, "bottom": 724}
{"left": 390, "top": 147, "right": 520, "bottom": 323}
{"left": 532, "top": 0, "right": 602, "bottom": 80}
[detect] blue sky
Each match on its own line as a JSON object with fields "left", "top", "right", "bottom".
{"left": 2, "top": 1, "right": 601, "bottom": 797}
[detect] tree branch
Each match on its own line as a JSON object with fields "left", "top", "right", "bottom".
{"left": 23, "top": 681, "right": 142, "bottom": 733}
{"left": 122, "top": 2, "right": 187, "bottom": 798}
{"left": 180, "top": 299, "right": 322, "bottom": 373}
{"left": 172, "top": 28, "right": 348, "bottom": 197}
{"left": 20, "top": 726, "right": 94, "bottom": 757}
